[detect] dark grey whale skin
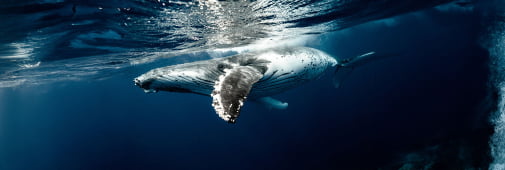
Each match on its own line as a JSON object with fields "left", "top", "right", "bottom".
{"left": 134, "top": 47, "right": 337, "bottom": 123}
{"left": 134, "top": 52, "right": 269, "bottom": 96}
{"left": 134, "top": 47, "right": 335, "bottom": 97}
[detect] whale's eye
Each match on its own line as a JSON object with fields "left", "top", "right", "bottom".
{"left": 217, "top": 63, "right": 232, "bottom": 72}
{"left": 217, "top": 64, "right": 226, "bottom": 71}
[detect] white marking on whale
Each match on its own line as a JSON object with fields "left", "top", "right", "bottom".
{"left": 134, "top": 47, "right": 376, "bottom": 123}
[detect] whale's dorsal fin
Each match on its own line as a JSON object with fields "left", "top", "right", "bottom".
{"left": 211, "top": 66, "right": 263, "bottom": 123}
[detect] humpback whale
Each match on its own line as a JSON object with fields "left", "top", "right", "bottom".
{"left": 134, "top": 47, "right": 376, "bottom": 123}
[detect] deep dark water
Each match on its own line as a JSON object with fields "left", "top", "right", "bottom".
{"left": 0, "top": 4, "right": 495, "bottom": 170}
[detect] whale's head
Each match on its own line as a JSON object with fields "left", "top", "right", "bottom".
{"left": 134, "top": 71, "right": 161, "bottom": 93}
{"left": 134, "top": 62, "right": 220, "bottom": 95}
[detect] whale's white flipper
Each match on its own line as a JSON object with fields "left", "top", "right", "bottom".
{"left": 211, "top": 66, "right": 263, "bottom": 123}
{"left": 256, "top": 97, "right": 288, "bottom": 110}
{"left": 134, "top": 47, "right": 358, "bottom": 123}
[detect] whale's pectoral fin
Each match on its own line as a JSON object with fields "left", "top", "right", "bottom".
{"left": 255, "top": 97, "right": 288, "bottom": 110}
{"left": 211, "top": 66, "right": 263, "bottom": 123}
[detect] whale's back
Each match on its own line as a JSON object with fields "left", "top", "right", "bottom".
{"left": 250, "top": 47, "right": 336, "bottom": 97}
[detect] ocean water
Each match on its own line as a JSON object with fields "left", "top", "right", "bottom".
{"left": 0, "top": 0, "right": 504, "bottom": 169}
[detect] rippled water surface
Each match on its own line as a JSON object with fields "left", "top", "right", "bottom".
{"left": 0, "top": 0, "right": 452, "bottom": 87}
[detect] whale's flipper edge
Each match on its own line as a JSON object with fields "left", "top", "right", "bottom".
{"left": 211, "top": 66, "right": 263, "bottom": 123}
{"left": 256, "top": 97, "right": 288, "bottom": 110}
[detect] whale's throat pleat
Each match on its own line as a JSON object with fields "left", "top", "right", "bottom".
{"left": 211, "top": 66, "right": 263, "bottom": 123}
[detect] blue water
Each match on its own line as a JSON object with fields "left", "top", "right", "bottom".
{"left": 1, "top": 0, "right": 504, "bottom": 169}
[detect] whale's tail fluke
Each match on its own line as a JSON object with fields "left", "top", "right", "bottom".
{"left": 333, "top": 51, "right": 386, "bottom": 88}
{"left": 332, "top": 65, "right": 354, "bottom": 88}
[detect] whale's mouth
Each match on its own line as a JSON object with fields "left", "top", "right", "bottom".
{"left": 134, "top": 78, "right": 158, "bottom": 93}
{"left": 134, "top": 78, "right": 142, "bottom": 87}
